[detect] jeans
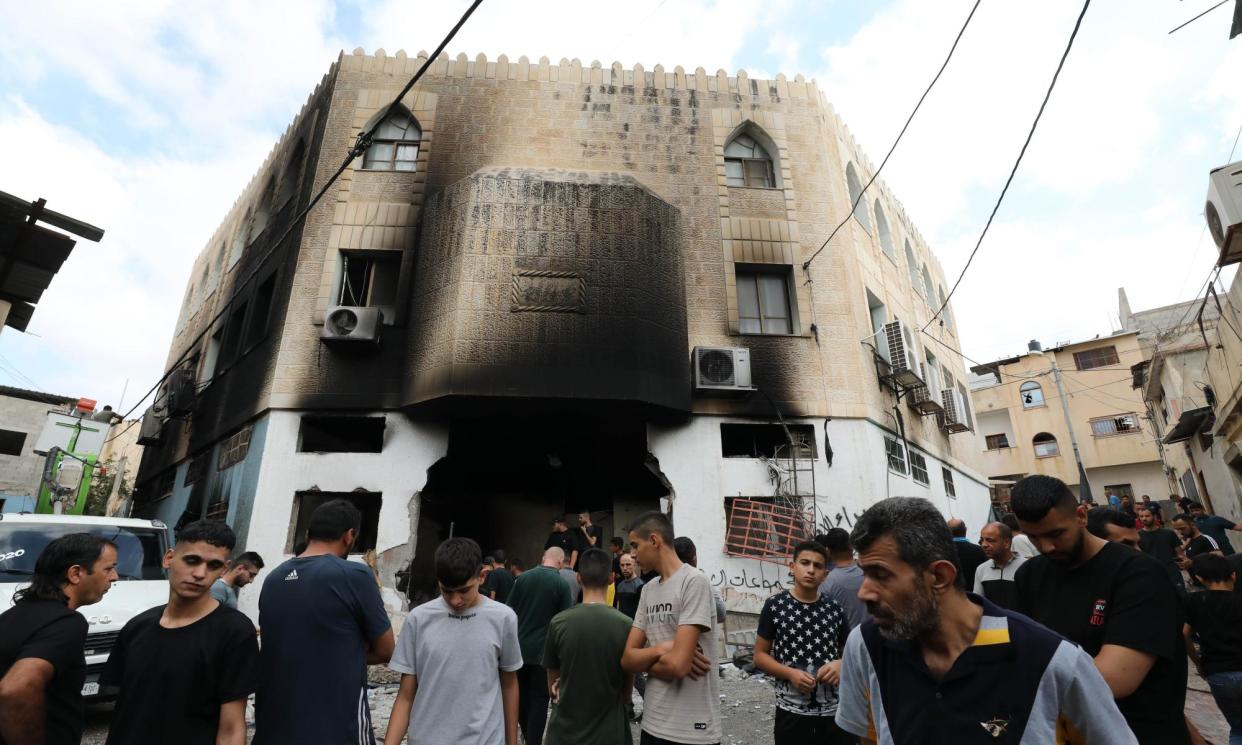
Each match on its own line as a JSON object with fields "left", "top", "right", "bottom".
{"left": 1208, "top": 670, "right": 1242, "bottom": 745}
{"left": 773, "top": 707, "right": 857, "bottom": 745}
{"left": 518, "top": 664, "right": 550, "bottom": 745}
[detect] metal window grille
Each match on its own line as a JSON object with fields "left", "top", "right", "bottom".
{"left": 910, "top": 452, "right": 930, "bottom": 485}
{"left": 885, "top": 436, "right": 908, "bottom": 475}
{"left": 723, "top": 497, "right": 814, "bottom": 559}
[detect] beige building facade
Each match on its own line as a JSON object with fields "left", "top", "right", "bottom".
{"left": 970, "top": 332, "right": 1166, "bottom": 507}
{"left": 134, "top": 49, "right": 989, "bottom": 618}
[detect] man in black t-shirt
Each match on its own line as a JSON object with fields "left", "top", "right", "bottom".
{"left": 1174, "top": 513, "right": 1224, "bottom": 566}
{"left": 1137, "top": 507, "right": 1184, "bottom": 589}
{"left": 0, "top": 533, "right": 117, "bottom": 745}
{"left": 1011, "top": 474, "right": 1190, "bottom": 745}
{"left": 1183, "top": 553, "right": 1242, "bottom": 742}
{"left": 103, "top": 520, "right": 259, "bottom": 745}
{"left": 544, "top": 516, "right": 578, "bottom": 568}
{"left": 482, "top": 550, "right": 516, "bottom": 603}
{"left": 947, "top": 518, "right": 987, "bottom": 584}
{"left": 574, "top": 511, "right": 603, "bottom": 570}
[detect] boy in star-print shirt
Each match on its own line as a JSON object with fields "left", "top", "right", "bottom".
{"left": 753, "top": 540, "right": 852, "bottom": 745}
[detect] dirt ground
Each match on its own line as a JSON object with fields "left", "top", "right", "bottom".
{"left": 81, "top": 662, "right": 1230, "bottom": 744}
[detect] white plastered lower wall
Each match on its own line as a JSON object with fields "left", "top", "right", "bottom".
{"left": 648, "top": 416, "right": 991, "bottom": 614}
{"left": 238, "top": 410, "right": 448, "bottom": 626}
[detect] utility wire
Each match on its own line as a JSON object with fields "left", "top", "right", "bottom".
{"left": 926, "top": 0, "right": 1092, "bottom": 331}
{"left": 105, "top": 0, "right": 486, "bottom": 444}
{"left": 1168, "top": 0, "right": 1230, "bottom": 35}
{"left": 802, "top": 0, "right": 982, "bottom": 270}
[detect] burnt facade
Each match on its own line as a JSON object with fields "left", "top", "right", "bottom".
{"left": 132, "top": 50, "right": 991, "bottom": 618}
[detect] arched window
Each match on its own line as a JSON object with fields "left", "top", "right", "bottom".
{"left": 845, "top": 163, "right": 872, "bottom": 232}
{"left": 904, "top": 241, "right": 922, "bottom": 294}
{"left": 1033, "top": 432, "right": 1060, "bottom": 458}
{"left": 724, "top": 133, "right": 775, "bottom": 188}
{"left": 275, "top": 139, "right": 306, "bottom": 207}
{"left": 229, "top": 211, "right": 250, "bottom": 267}
{"left": 1020, "top": 381, "right": 1045, "bottom": 408}
{"left": 363, "top": 108, "right": 421, "bottom": 171}
{"left": 937, "top": 284, "right": 952, "bottom": 329}
{"left": 921, "top": 264, "right": 933, "bottom": 305}
{"left": 874, "top": 200, "right": 895, "bottom": 259}
{"left": 248, "top": 177, "right": 276, "bottom": 243}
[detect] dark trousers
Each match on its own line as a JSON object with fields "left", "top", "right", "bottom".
{"left": 518, "top": 663, "right": 550, "bottom": 745}
{"left": 774, "top": 707, "right": 856, "bottom": 745}
{"left": 639, "top": 732, "right": 719, "bottom": 745}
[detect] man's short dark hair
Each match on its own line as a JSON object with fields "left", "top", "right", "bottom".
{"left": 985, "top": 522, "right": 1013, "bottom": 541}
{"left": 435, "top": 537, "right": 482, "bottom": 588}
{"left": 482, "top": 555, "right": 495, "bottom": 566}
{"left": 491, "top": 549, "right": 507, "bottom": 565}
{"left": 577, "top": 548, "right": 612, "bottom": 589}
{"left": 1173, "top": 513, "right": 1194, "bottom": 525}
{"left": 177, "top": 520, "right": 236, "bottom": 551}
{"left": 237, "top": 551, "right": 265, "bottom": 570}
{"left": 14, "top": 533, "right": 114, "bottom": 605}
{"left": 610, "top": 537, "right": 625, "bottom": 550}
{"left": 821, "top": 528, "right": 853, "bottom": 556}
{"left": 1010, "top": 475, "right": 1078, "bottom": 523}
{"left": 306, "top": 499, "right": 362, "bottom": 542}
{"left": 673, "top": 536, "right": 696, "bottom": 564}
{"left": 508, "top": 557, "right": 525, "bottom": 571}
{"left": 1086, "top": 508, "right": 1133, "bottom": 540}
{"left": 999, "top": 513, "right": 1021, "bottom": 532}
{"left": 1191, "top": 553, "right": 1235, "bottom": 584}
{"left": 628, "top": 511, "right": 674, "bottom": 545}
{"left": 851, "top": 497, "right": 963, "bottom": 587}
{"left": 792, "top": 540, "right": 828, "bottom": 564}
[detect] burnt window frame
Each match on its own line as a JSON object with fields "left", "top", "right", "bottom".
{"left": 720, "top": 423, "right": 817, "bottom": 459}
{"left": 287, "top": 490, "right": 382, "bottom": 554}
{"left": 298, "top": 415, "right": 386, "bottom": 454}
{"left": 0, "top": 429, "right": 27, "bottom": 457}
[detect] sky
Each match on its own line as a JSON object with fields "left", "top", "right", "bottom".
{"left": 1, "top": 0, "right": 1240, "bottom": 409}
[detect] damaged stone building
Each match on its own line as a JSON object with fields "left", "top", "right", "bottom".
{"left": 132, "top": 49, "right": 990, "bottom": 619}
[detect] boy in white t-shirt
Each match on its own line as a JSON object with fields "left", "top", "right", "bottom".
{"left": 383, "top": 538, "right": 523, "bottom": 745}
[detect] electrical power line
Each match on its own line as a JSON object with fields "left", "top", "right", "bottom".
{"left": 1168, "top": 0, "right": 1230, "bottom": 35}
{"left": 926, "top": 0, "right": 1093, "bottom": 331}
{"left": 802, "top": 0, "right": 982, "bottom": 270}
{"left": 105, "top": 0, "right": 486, "bottom": 445}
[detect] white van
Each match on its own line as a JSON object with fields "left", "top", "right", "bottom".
{"left": 0, "top": 513, "right": 170, "bottom": 698}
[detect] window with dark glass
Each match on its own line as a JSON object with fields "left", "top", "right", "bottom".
{"left": 1073, "top": 346, "right": 1120, "bottom": 370}
{"left": 910, "top": 451, "right": 930, "bottom": 485}
{"left": 985, "top": 434, "right": 1010, "bottom": 450}
{"left": 289, "top": 491, "right": 381, "bottom": 553}
{"left": 736, "top": 265, "right": 793, "bottom": 335}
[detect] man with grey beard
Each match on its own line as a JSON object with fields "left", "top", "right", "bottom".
{"left": 834, "top": 497, "right": 1136, "bottom": 745}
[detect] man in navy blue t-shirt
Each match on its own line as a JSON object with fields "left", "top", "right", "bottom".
{"left": 254, "top": 500, "right": 394, "bottom": 745}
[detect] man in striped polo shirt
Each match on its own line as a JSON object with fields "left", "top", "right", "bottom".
{"left": 835, "top": 497, "right": 1135, "bottom": 745}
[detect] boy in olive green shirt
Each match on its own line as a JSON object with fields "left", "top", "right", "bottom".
{"left": 544, "top": 548, "right": 634, "bottom": 745}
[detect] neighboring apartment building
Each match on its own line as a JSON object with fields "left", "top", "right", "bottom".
{"left": 0, "top": 386, "right": 76, "bottom": 511}
{"left": 133, "top": 49, "right": 988, "bottom": 618}
{"left": 970, "top": 332, "right": 1166, "bottom": 507}
{"left": 1119, "top": 288, "right": 1235, "bottom": 519}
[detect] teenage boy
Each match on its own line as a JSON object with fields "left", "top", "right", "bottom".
{"left": 753, "top": 541, "right": 850, "bottom": 745}
{"left": 544, "top": 548, "right": 634, "bottom": 745}
{"left": 384, "top": 538, "right": 521, "bottom": 745}
{"left": 102, "top": 520, "right": 260, "bottom": 745}
{"left": 1182, "top": 553, "right": 1242, "bottom": 744}
{"left": 210, "top": 550, "right": 264, "bottom": 609}
{"left": 817, "top": 528, "right": 867, "bottom": 630}
{"left": 255, "top": 499, "right": 394, "bottom": 745}
{"left": 1012, "top": 475, "right": 1189, "bottom": 744}
{"left": 622, "top": 511, "right": 720, "bottom": 745}
{"left": 0, "top": 533, "right": 117, "bottom": 745}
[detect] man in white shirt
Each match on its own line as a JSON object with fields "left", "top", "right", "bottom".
{"left": 1000, "top": 513, "right": 1039, "bottom": 559}
{"left": 973, "top": 521, "right": 1025, "bottom": 609}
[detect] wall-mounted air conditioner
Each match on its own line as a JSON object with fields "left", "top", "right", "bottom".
{"left": 163, "top": 368, "right": 197, "bottom": 417}
{"left": 941, "top": 388, "right": 970, "bottom": 433}
{"left": 137, "top": 406, "right": 164, "bottom": 445}
{"left": 907, "top": 365, "right": 944, "bottom": 415}
{"left": 883, "top": 320, "right": 923, "bottom": 388}
{"left": 1208, "top": 160, "right": 1242, "bottom": 265}
{"left": 321, "top": 306, "right": 383, "bottom": 349}
{"left": 693, "top": 347, "right": 755, "bottom": 392}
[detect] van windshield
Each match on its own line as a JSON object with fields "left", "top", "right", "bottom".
{"left": 0, "top": 524, "right": 167, "bottom": 582}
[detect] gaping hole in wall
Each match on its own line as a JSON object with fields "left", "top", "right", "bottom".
{"left": 298, "top": 416, "right": 385, "bottom": 453}
{"left": 404, "top": 418, "right": 669, "bottom": 604}
{"left": 720, "top": 423, "right": 816, "bottom": 459}
{"left": 287, "top": 490, "right": 381, "bottom": 554}
{"left": 0, "top": 429, "right": 26, "bottom": 457}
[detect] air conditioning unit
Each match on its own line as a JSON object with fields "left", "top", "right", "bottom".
{"left": 321, "top": 306, "right": 383, "bottom": 349}
{"left": 163, "top": 368, "right": 197, "bottom": 417}
{"left": 1208, "top": 161, "right": 1242, "bottom": 265}
{"left": 883, "top": 320, "right": 924, "bottom": 388}
{"left": 907, "top": 372, "right": 944, "bottom": 415}
{"left": 693, "top": 347, "right": 755, "bottom": 392}
{"left": 941, "top": 387, "right": 970, "bottom": 433}
{"left": 137, "top": 406, "right": 164, "bottom": 445}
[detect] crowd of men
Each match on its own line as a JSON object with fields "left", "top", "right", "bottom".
{"left": 2, "top": 478, "right": 1242, "bottom": 745}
